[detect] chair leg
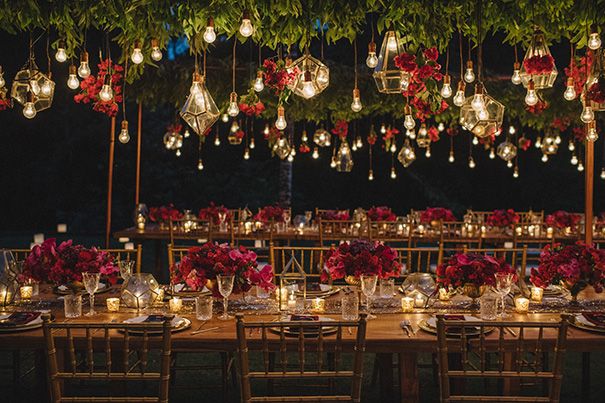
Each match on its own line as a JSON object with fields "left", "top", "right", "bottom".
{"left": 376, "top": 353, "right": 394, "bottom": 402}
{"left": 12, "top": 351, "right": 20, "bottom": 387}
{"left": 220, "top": 352, "right": 229, "bottom": 402}
{"left": 582, "top": 352, "right": 590, "bottom": 401}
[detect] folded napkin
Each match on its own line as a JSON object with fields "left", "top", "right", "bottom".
{"left": 0, "top": 311, "right": 42, "bottom": 327}
{"left": 123, "top": 315, "right": 182, "bottom": 327}
{"left": 290, "top": 315, "right": 319, "bottom": 321}
{"left": 582, "top": 313, "right": 605, "bottom": 328}
{"left": 426, "top": 315, "right": 475, "bottom": 328}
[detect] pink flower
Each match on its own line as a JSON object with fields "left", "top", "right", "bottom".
{"left": 423, "top": 47, "right": 439, "bottom": 61}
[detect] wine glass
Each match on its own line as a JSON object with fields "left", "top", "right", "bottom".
{"left": 360, "top": 274, "right": 378, "bottom": 319}
{"left": 217, "top": 274, "right": 235, "bottom": 320}
{"left": 218, "top": 211, "right": 227, "bottom": 232}
{"left": 118, "top": 260, "right": 135, "bottom": 282}
{"left": 82, "top": 272, "right": 101, "bottom": 316}
{"left": 283, "top": 210, "right": 291, "bottom": 229}
{"left": 494, "top": 272, "right": 514, "bottom": 318}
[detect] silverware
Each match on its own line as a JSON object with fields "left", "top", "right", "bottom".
{"left": 505, "top": 326, "right": 517, "bottom": 337}
{"left": 402, "top": 319, "right": 417, "bottom": 336}
{"left": 191, "top": 326, "right": 221, "bottom": 335}
{"left": 193, "top": 322, "right": 206, "bottom": 333}
{"left": 399, "top": 320, "right": 411, "bottom": 337}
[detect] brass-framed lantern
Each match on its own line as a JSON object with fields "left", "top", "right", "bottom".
{"left": 582, "top": 48, "right": 605, "bottom": 111}
{"left": 313, "top": 128, "right": 331, "bottom": 147}
{"left": 459, "top": 83, "right": 505, "bottom": 138}
{"left": 519, "top": 29, "right": 558, "bottom": 89}
{"left": 497, "top": 140, "right": 517, "bottom": 161}
{"left": 398, "top": 139, "right": 416, "bottom": 167}
{"left": 335, "top": 140, "right": 354, "bottom": 172}
{"left": 11, "top": 57, "right": 54, "bottom": 113}
{"left": 180, "top": 72, "right": 220, "bottom": 136}
{"left": 373, "top": 30, "right": 407, "bottom": 94}
{"left": 278, "top": 254, "right": 307, "bottom": 313}
{"left": 272, "top": 136, "right": 292, "bottom": 160}
{"left": 120, "top": 273, "right": 161, "bottom": 310}
{"left": 288, "top": 52, "right": 329, "bottom": 99}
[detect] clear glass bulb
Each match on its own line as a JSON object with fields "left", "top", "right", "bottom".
{"left": 508, "top": 126, "right": 516, "bottom": 135}
{"left": 204, "top": 26, "right": 216, "bottom": 43}
{"left": 275, "top": 115, "right": 287, "bottom": 130}
{"left": 407, "top": 129, "right": 416, "bottom": 139}
{"left": 190, "top": 82, "right": 201, "bottom": 96}
{"left": 253, "top": 77, "right": 264, "bottom": 92}
{"left": 67, "top": 74, "right": 79, "bottom": 89}
{"left": 55, "top": 48, "right": 67, "bottom": 63}
{"left": 214, "top": 135, "right": 221, "bottom": 146}
{"left": 477, "top": 108, "right": 489, "bottom": 120}
{"left": 589, "top": 33, "right": 602, "bottom": 50}
{"left": 438, "top": 122, "right": 445, "bottom": 132}
{"left": 581, "top": 106, "right": 595, "bottom": 123}
{"left": 227, "top": 101, "right": 239, "bottom": 117}
{"left": 390, "top": 168, "right": 397, "bottom": 179}
{"left": 368, "top": 170, "right": 374, "bottom": 181}
{"left": 183, "top": 129, "right": 190, "bottom": 138}
{"left": 555, "top": 135, "right": 561, "bottom": 145}
{"left": 78, "top": 61, "right": 90, "bottom": 78}
{"left": 131, "top": 48, "right": 144, "bottom": 64}
{"left": 351, "top": 96, "right": 362, "bottom": 112}
{"left": 301, "top": 80, "right": 316, "bottom": 98}
{"left": 587, "top": 127, "right": 599, "bottom": 142}
{"left": 568, "top": 141, "right": 575, "bottom": 151}
{"left": 118, "top": 128, "right": 130, "bottom": 144}
{"left": 601, "top": 168, "right": 605, "bottom": 180}
{"left": 578, "top": 162, "right": 585, "bottom": 172}
{"left": 239, "top": 18, "right": 253, "bottom": 37}
{"left": 197, "top": 160, "right": 204, "bottom": 170}
{"left": 176, "top": 149, "right": 181, "bottom": 157}
{"left": 221, "top": 113, "right": 229, "bottom": 123}
{"left": 390, "top": 143, "right": 397, "bottom": 153}
{"left": 151, "top": 47, "right": 163, "bottom": 61}
{"left": 330, "top": 157, "right": 337, "bottom": 168}
{"left": 99, "top": 84, "right": 113, "bottom": 102}
{"left": 507, "top": 160, "right": 513, "bottom": 168}
{"left": 249, "top": 138, "right": 255, "bottom": 149}
{"left": 400, "top": 75, "right": 409, "bottom": 90}
{"left": 41, "top": 80, "right": 53, "bottom": 96}
{"left": 464, "top": 67, "right": 475, "bottom": 83}
{"left": 513, "top": 168, "right": 519, "bottom": 178}
{"left": 473, "top": 136, "right": 479, "bottom": 146}
{"left": 525, "top": 89, "right": 538, "bottom": 106}
{"left": 448, "top": 152, "right": 455, "bottom": 163}
{"left": 468, "top": 157, "right": 476, "bottom": 168}
{"left": 380, "top": 124, "right": 386, "bottom": 134}
{"left": 453, "top": 90, "right": 465, "bottom": 106}
{"left": 571, "top": 155, "right": 578, "bottom": 165}
{"left": 511, "top": 69, "right": 521, "bottom": 85}
{"left": 535, "top": 137, "right": 542, "bottom": 148}
{"left": 425, "top": 148, "right": 431, "bottom": 158}
{"left": 366, "top": 52, "right": 378, "bottom": 68}
{"left": 440, "top": 83, "right": 452, "bottom": 98}
{"left": 489, "top": 148, "right": 495, "bottom": 159}
{"left": 542, "top": 154, "right": 548, "bottom": 162}
{"left": 352, "top": 143, "right": 358, "bottom": 151}
{"left": 23, "top": 102, "right": 36, "bottom": 119}
{"left": 387, "top": 36, "right": 398, "bottom": 51}
{"left": 312, "top": 148, "right": 319, "bottom": 159}
{"left": 0, "top": 73, "right": 4, "bottom": 88}
{"left": 470, "top": 94, "right": 484, "bottom": 111}
{"left": 356, "top": 137, "right": 363, "bottom": 148}
{"left": 244, "top": 149, "right": 250, "bottom": 160}
{"left": 287, "top": 153, "right": 294, "bottom": 162}
{"left": 29, "top": 79, "right": 40, "bottom": 95}
{"left": 404, "top": 115, "right": 415, "bottom": 130}
{"left": 564, "top": 85, "right": 576, "bottom": 101}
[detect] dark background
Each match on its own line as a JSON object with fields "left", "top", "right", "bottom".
{"left": 0, "top": 30, "right": 603, "bottom": 238}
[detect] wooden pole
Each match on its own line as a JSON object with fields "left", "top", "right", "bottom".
{"left": 105, "top": 117, "right": 116, "bottom": 248}
{"left": 135, "top": 101, "right": 142, "bottom": 207}
{"left": 585, "top": 125, "right": 594, "bottom": 245}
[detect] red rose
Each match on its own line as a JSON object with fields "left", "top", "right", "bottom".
{"left": 394, "top": 53, "right": 417, "bottom": 72}
{"left": 423, "top": 47, "right": 439, "bottom": 61}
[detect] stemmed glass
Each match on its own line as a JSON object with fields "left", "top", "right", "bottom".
{"left": 217, "top": 274, "right": 235, "bottom": 320}
{"left": 1, "top": 250, "right": 16, "bottom": 277}
{"left": 218, "top": 211, "right": 227, "bottom": 232}
{"left": 118, "top": 260, "right": 135, "bottom": 282}
{"left": 360, "top": 274, "right": 378, "bottom": 319}
{"left": 283, "top": 210, "right": 291, "bottom": 229}
{"left": 494, "top": 273, "right": 514, "bottom": 318}
{"left": 82, "top": 272, "right": 101, "bottom": 316}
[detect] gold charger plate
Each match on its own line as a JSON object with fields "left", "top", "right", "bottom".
{"left": 418, "top": 319, "right": 494, "bottom": 337}
{"left": 570, "top": 315, "right": 605, "bottom": 334}
{"left": 296, "top": 286, "right": 340, "bottom": 298}
{"left": 54, "top": 282, "right": 112, "bottom": 296}
{"left": 120, "top": 318, "right": 191, "bottom": 335}
{"left": 270, "top": 318, "right": 338, "bottom": 337}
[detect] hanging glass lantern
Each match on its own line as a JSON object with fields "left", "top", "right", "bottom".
{"left": 288, "top": 52, "right": 329, "bottom": 99}
{"left": 273, "top": 136, "right": 292, "bottom": 160}
{"left": 582, "top": 48, "right": 605, "bottom": 112}
{"left": 163, "top": 130, "right": 183, "bottom": 151}
{"left": 541, "top": 131, "right": 558, "bottom": 155}
{"left": 335, "top": 140, "right": 354, "bottom": 172}
{"left": 373, "top": 30, "right": 408, "bottom": 94}
{"left": 496, "top": 140, "right": 517, "bottom": 161}
{"left": 11, "top": 58, "right": 54, "bottom": 113}
{"left": 519, "top": 29, "right": 558, "bottom": 89}
{"left": 313, "top": 128, "right": 331, "bottom": 147}
{"left": 459, "top": 83, "right": 505, "bottom": 138}
{"left": 397, "top": 139, "right": 416, "bottom": 167}
{"left": 180, "top": 72, "right": 220, "bottom": 136}
{"left": 416, "top": 124, "right": 431, "bottom": 148}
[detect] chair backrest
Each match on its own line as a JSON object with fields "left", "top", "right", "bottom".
{"left": 169, "top": 218, "right": 214, "bottom": 245}
{"left": 167, "top": 243, "right": 191, "bottom": 271}
{"left": 318, "top": 218, "right": 369, "bottom": 245}
{"left": 42, "top": 314, "right": 172, "bottom": 403}
{"left": 463, "top": 246, "right": 528, "bottom": 278}
{"left": 368, "top": 219, "right": 409, "bottom": 243}
{"left": 518, "top": 210, "right": 544, "bottom": 224}
{"left": 436, "top": 314, "right": 571, "bottom": 403}
{"left": 235, "top": 312, "right": 367, "bottom": 403}
{"left": 393, "top": 246, "right": 443, "bottom": 274}
{"left": 440, "top": 221, "right": 483, "bottom": 259}
{"left": 269, "top": 244, "right": 332, "bottom": 280}
{"left": 5, "top": 248, "right": 31, "bottom": 262}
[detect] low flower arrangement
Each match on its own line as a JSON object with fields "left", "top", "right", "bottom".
{"left": 170, "top": 242, "right": 275, "bottom": 296}
{"left": 530, "top": 243, "right": 605, "bottom": 297}
{"left": 149, "top": 204, "right": 182, "bottom": 226}
{"left": 420, "top": 207, "right": 456, "bottom": 224}
{"left": 255, "top": 205, "right": 285, "bottom": 223}
{"left": 322, "top": 240, "right": 401, "bottom": 282}
{"left": 523, "top": 54, "right": 555, "bottom": 75}
{"left": 486, "top": 209, "right": 520, "bottom": 228}
{"left": 319, "top": 210, "right": 350, "bottom": 221}
{"left": 545, "top": 210, "right": 581, "bottom": 229}
{"left": 198, "top": 202, "right": 230, "bottom": 223}
{"left": 22, "top": 239, "right": 119, "bottom": 288}
{"left": 436, "top": 253, "right": 515, "bottom": 289}
{"left": 367, "top": 206, "right": 396, "bottom": 222}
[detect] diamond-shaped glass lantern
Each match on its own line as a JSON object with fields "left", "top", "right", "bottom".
{"left": 335, "top": 141, "right": 354, "bottom": 172}
{"left": 541, "top": 132, "right": 558, "bottom": 155}
{"left": 398, "top": 139, "right": 416, "bottom": 167}
{"left": 10, "top": 58, "right": 54, "bottom": 112}
{"left": 313, "top": 128, "right": 331, "bottom": 147}
{"left": 273, "top": 137, "right": 292, "bottom": 160}
{"left": 459, "top": 83, "right": 505, "bottom": 138}
{"left": 180, "top": 73, "right": 220, "bottom": 136}
{"left": 519, "top": 29, "right": 558, "bottom": 89}
{"left": 120, "top": 273, "right": 161, "bottom": 310}
{"left": 416, "top": 124, "right": 431, "bottom": 148}
{"left": 373, "top": 30, "right": 408, "bottom": 94}
{"left": 582, "top": 48, "right": 605, "bottom": 111}
{"left": 496, "top": 140, "right": 517, "bottom": 161}
{"left": 288, "top": 53, "right": 329, "bottom": 99}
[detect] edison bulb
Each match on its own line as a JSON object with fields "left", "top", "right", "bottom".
{"left": 302, "top": 80, "right": 316, "bottom": 98}
{"left": 438, "top": 122, "right": 445, "bottom": 132}
{"left": 507, "top": 160, "right": 513, "bottom": 168}
{"left": 131, "top": 47, "right": 144, "bottom": 65}
{"left": 99, "top": 84, "right": 113, "bottom": 102}
{"left": 468, "top": 157, "right": 476, "bottom": 168}
{"left": 513, "top": 168, "right": 519, "bottom": 178}
{"left": 581, "top": 106, "right": 595, "bottom": 123}
{"left": 390, "top": 168, "right": 397, "bottom": 179}
{"left": 555, "top": 135, "right": 561, "bottom": 145}
{"left": 587, "top": 126, "right": 599, "bottom": 142}
{"left": 541, "top": 154, "right": 548, "bottom": 162}
{"left": 55, "top": 47, "right": 67, "bottom": 63}
{"left": 601, "top": 168, "right": 605, "bottom": 180}
{"left": 387, "top": 35, "right": 398, "bottom": 52}
{"left": 330, "top": 157, "right": 337, "bottom": 168}
{"left": 67, "top": 73, "right": 79, "bottom": 89}
{"left": 440, "top": 82, "right": 452, "bottom": 98}
{"left": 275, "top": 115, "right": 287, "bottom": 130}
{"left": 351, "top": 96, "right": 362, "bottom": 112}
{"left": 366, "top": 52, "right": 378, "bottom": 68}
{"left": 287, "top": 153, "right": 294, "bottom": 162}
{"left": 221, "top": 113, "right": 229, "bottom": 123}
{"left": 453, "top": 90, "right": 465, "bottom": 107}
{"left": 511, "top": 69, "right": 521, "bottom": 85}
{"left": 571, "top": 155, "right": 578, "bottom": 165}
{"left": 400, "top": 75, "right": 409, "bottom": 90}
{"left": 535, "top": 137, "right": 542, "bottom": 148}
{"left": 472, "top": 136, "right": 479, "bottom": 146}
{"left": 464, "top": 67, "right": 475, "bottom": 83}
{"left": 477, "top": 108, "right": 489, "bottom": 120}
{"left": 448, "top": 152, "right": 455, "bottom": 163}
{"left": 197, "top": 160, "right": 204, "bottom": 170}
{"left": 253, "top": 76, "right": 264, "bottom": 92}
{"left": 390, "top": 143, "right": 396, "bottom": 153}
{"left": 425, "top": 148, "right": 431, "bottom": 158}
{"left": 23, "top": 102, "right": 36, "bottom": 119}
{"left": 578, "top": 161, "right": 585, "bottom": 172}
{"left": 312, "top": 147, "right": 319, "bottom": 159}
{"left": 239, "top": 18, "right": 253, "bottom": 37}
{"left": 525, "top": 89, "right": 538, "bottom": 106}
{"left": 227, "top": 101, "right": 239, "bottom": 117}
{"left": 263, "top": 124, "right": 270, "bottom": 136}
{"left": 352, "top": 143, "right": 358, "bottom": 151}
{"left": 176, "top": 149, "right": 181, "bottom": 157}
{"left": 471, "top": 94, "right": 484, "bottom": 111}
{"left": 508, "top": 126, "right": 516, "bottom": 135}
{"left": 564, "top": 85, "right": 576, "bottom": 101}
{"left": 404, "top": 114, "right": 415, "bottom": 130}
{"left": 29, "top": 79, "right": 40, "bottom": 95}
{"left": 589, "top": 33, "right": 602, "bottom": 50}
{"left": 214, "top": 135, "right": 221, "bottom": 146}
{"left": 489, "top": 148, "right": 495, "bottom": 159}
{"left": 78, "top": 61, "right": 90, "bottom": 78}
{"left": 183, "top": 129, "right": 190, "bottom": 138}
{"left": 406, "top": 129, "right": 416, "bottom": 139}
{"left": 568, "top": 141, "right": 575, "bottom": 151}
{"left": 203, "top": 25, "right": 217, "bottom": 43}
{"left": 368, "top": 170, "right": 374, "bottom": 181}
{"left": 151, "top": 47, "right": 163, "bottom": 62}
{"left": 118, "top": 128, "right": 130, "bottom": 144}
{"left": 380, "top": 124, "right": 386, "bottom": 134}
{"left": 356, "top": 137, "right": 363, "bottom": 148}
{"left": 249, "top": 138, "right": 255, "bottom": 149}
{"left": 41, "top": 79, "right": 53, "bottom": 96}
{"left": 244, "top": 148, "right": 250, "bottom": 160}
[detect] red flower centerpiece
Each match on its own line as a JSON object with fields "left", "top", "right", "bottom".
{"left": 149, "top": 204, "right": 183, "bottom": 229}
{"left": 367, "top": 206, "right": 396, "bottom": 222}
{"left": 255, "top": 205, "right": 285, "bottom": 224}
{"left": 170, "top": 242, "right": 274, "bottom": 296}
{"left": 198, "top": 202, "right": 230, "bottom": 224}
{"left": 419, "top": 207, "right": 456, "bottom": 224}
{"left": 486, "top": 209, "right": 520, "bottom": 228}
{"left": 530, "top": 243, "right": 605, "bottom": 301}
{"left": 545, "top": 210, "right": 581, "bottom": 229}
{"left": 319, "top": 210, "right": 350, "bottom": 221}
{"left": 323, "top": 240, "right": 401, "bottom": 283}
{"left": 22, "top": 239, "right": 119, "bottom": 291}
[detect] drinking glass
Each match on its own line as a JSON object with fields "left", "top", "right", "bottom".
{"left": 218, "top": 211, "right": 227, "bottom": 232}
{"left": 360, "top": 274, "right": 378, "bottom": 319}
{"left": 341, "top": 291, "right": 359, "bottom": 321}
{"left": 480, "top": 289, "right": 499, "bottom": 320}
{"left": 64, "top": 294, "right": 82, "bottom": 318}
{"left": 283, "top": 210, "right": 291, "bottom": 228}
{"left": 217, "top": 274, "right": 235, "bottom": 320}
{"left": 195, "top": 296, "right": 213, "bottom": 321}
{"left": 82, "top": 272, "right": 100, "bottom": 316}
{"left": 118, "top": 260, "right": 135, "bottom": 282}
{"left": 494, "top": 272, "right": 514, "bottom": 318}
{"left": 380, "top": 278, "right": 395, "bottom": 298}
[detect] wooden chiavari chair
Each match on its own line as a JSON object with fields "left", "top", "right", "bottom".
{"left": 512, "top": 224, "right": 555, "bottom": 272}
{"left": 168, "top": 218, "right": 214, "bottom": 246}
{"left": 436, "top": 314, "right": 571, "bottom": 403}
{"left": 393, "top": 246, "right": 443, "bottom": 274}
{"left": 368, "top": 219, "right": 410, "bottom": 244}
{"left": 269, "top": 244, "right": 332, "bottom": 282}
{"left": 439, "top": 221, "right": 483, "bottom": 262}
{"left": 518, "top": 210, "right": 544, "bottom": 225}
{"left": 315, "top": 208, "right": 350, "bottom": 218}
{"left": 42, "top": 314, "right": 172, "bottom": 403}
{"left": 235, "top": 312, "right": 368, "bottom": 403}
{"left": 103, "top": 245, "right": 143, "bottom": 273}
{"left": 463, "top": 246, "right": 528, "bottom": 279}
{"left": 318, "top": 218, "right": 369, "bottom": 246}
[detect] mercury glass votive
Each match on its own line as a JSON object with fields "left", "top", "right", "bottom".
{"left": 401, "top": 297, "right": 414, "bottom": 313}
{"left": 19, "top": 285, "right": 33, "bottom": 300}
{"left": 438, "top": 288, "right": 451, "bottom": 301}
{"left": 514, "top": 297, "right": 529, "bottom": 313}
{"left": 106, "top": 297, "right": 120, "bottom": 312}
{"left": 530, "top": 287, "right": 544, "bottom": 303}
{"left": 169, "top": 297, "right": 183, "bottom": 313}
{"left": 312, "top": 297, "right": 325, "bottom": 312}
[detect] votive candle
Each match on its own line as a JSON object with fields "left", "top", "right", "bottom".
{"left": 169, "top": 297, "right": 183, "bottom": 313}
{"left": 515, "top": 297, "right": 529, "bottom": 313}
{"left": 530, "top": 287, "right": 544, "bottom": 303}
{"left": 287, "top": 294, "right": 297, "bottom": 311}
{"left": 106, "top": 297, "right": 120, "bottom": 312}
{"left": 546, "top": 227, "right": 554, "bottom": 238}
{"left": 438, "top": 288, "right": 450, "bottom": 301}
{"left": 414, "top": 294, "right": 427, "bottom": 308}
{"left": 401, "top": 297, "right": 414, "bottom": 313}
{"left": 57, "top": 223, "right": 67, "bottom": 233}
{"left": 19, "top": 285, "right": 33, "bottom": 300}
{"left": 33, "top": 233, "right": 44, "bottom": 244}
{"left": 312, "top": 297, "right": 325, "bottom": 312}
{"left": 124, "top": 242, "right": 135, "bottom": 250}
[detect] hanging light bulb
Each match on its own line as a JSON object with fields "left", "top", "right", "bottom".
{"left": 227, "top": 92, "right": 239, "bottom": 117}
{"left": 601, "top": 167, "right": 605, "bottom": 180}
{"left": 351, "top": 88, "right": 362, "bottom": 112}
{"left": 508, "top": 125, "right": 516, "bottom": 135}
{"left": 535, "top": 136, "right": 542, "bottom": 148}
{"left": 249, "top": 137, "right": 255, "bottom": 149}
{"left": 221, "top": 113, "right": 229, "bottom": 123}
{"left": 40, "top": 74, "right": 53, "bottom": 97}
{"left": 453, "top": 81, "right": 466, "bottom": 106}
{"left": 118, "top": 120, "right": 130, "bottom": 143}
{"left": 230, "top": 120, "right": 239, "bottom": 133}
{"left": 555, "top": 134, "right": 561, "bottom": 144}
{"left": 203, "top": 17, "right": 217, "bottom": 43}
{"left": 253, "top": 70, "right": 264, "bottom": 92}
{"left": 438, "top": 122, "right": 445, "bottom": 132}
{"left": 29, "top": 78, "right": 40, "bottom": 95}
{"left": 440, "top": 74, "right": 452, "bottom": 98}
{"left": 513, "top": 166, "right": 519, "bottom": 178}
{"left": 507, "top": 160, "right": 513, "bottom": 168}
{"left": 99, "top": 83, "right": 113, "bottom": 102}
{"left": 77, "top": 51, "right": 90, "bottom": 78}
{"left": 330, "top": 156, "right": 337, "bottom": 168}
{"left": 489, "top": 148, "right": 495, "bottom": 159}
{"left": 472, "top": 136, "right": 479, "bottom": 146}
{"left": 524, "top": 80, "right": 538, "bottom": 106}
{"left": 587, "top": 121, "right": 599, "bottom": 141}
{"left": 131, "top": 40, "right": 144, "bottom": 64}
{"left": 263, "top": 123, "right": 270, "bottom": 136}
{"left": 564, "top": 77, "right": 576, "bottom": 100}
{"left": 589, "top": 26, "right": 602, "bottom": 50}
{"left": 214, "top": 133, "right": 221, "bottom": 146}
{"left": 366, "top": 41, "right": 378, "bottom": 68}
{"left": 67, "top": 65, "right": 79, "bottom": 89}
{"left": 243, "top": 148, "right": 250, "bottom": 160}
{"left": 55, "top": 42, "right": 67, "bottom": 63}
{"left": 568, "top": 140, "right": 575, "bottom": 151}
{"left": 368, "top": 169, "right": 374, "bottom": 181}
{"left": 581, "top": 105, "right": 595, "bottom": 123}
{"left": 578, "top": 161, "right": 585, "bottom": 171}
{"left": 571, "top": 154, "right": 578, "bottom": 165}
{"left": 387, "top": 34, "right": 398, "bottom": 52}
{"left": 22, "top": 91, "right": 36, "bottom": 119}
{"left": 541, "top": 154, "right": 548, "bottom": 162}
{"left": 275, "top": 106, "right": 287, "bottom": 130}
{"left": 468, "top": 157, "right": 476, "bottom": 169}
{"left": 301, "top": 130, "right": 308, "bottom": 142}
{"left": 380, "top": 123, "right": 386, "bottom": 134}
{"left": 301, "top": 70, "right": 316, "bottom": 98}
{"left": 511, "top": 62, "right": 522, "bottom": 85}
{"left": 464, "top": 60, "right": 475, "bottom": 83}
{"left": 425, "top": 147, "right": 431, "bottom": 158}
{"left": 448, "top": 151, "right": 455, "bottom": 163}
{"left": 352, "top": 142, "right": 358, "bottom": 151}
{"left": 176, "top": 149, "right": 182, "bottom": 157}
{"left": 404, "top": 105, "right": 415, "bottom": 130}
{"left": 239, "top": 10, "right": 254, "bottom": 37}
{"left": 356, "top": 136, "right": 363, "bottom": 149}
{"left": 471, "top": 91, "right": 485, "bottom": 111}
{"left": 390, "top": 167, "right": 397, "bottom": 179}
{"left": 197, "top": 159, "right": 204, "bottom": 170}
{"left": 183, "top": 129, "right": 190, "bottom": 138}
{"left": 150, "top": 39, "right": 163, "bottom": 62}
{"left": 312, "top": 147, "right": 319, "bottom": 159}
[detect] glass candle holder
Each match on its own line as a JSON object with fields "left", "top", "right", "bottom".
{"left": 312, "top": 297, "right": 325, "bottom": 312}
{"left": 19, "top": 285, "right": 33, "bottom": 300}
{"left": 106, "top": 297, "right": 120, "bottom": 312}
{"left": 169, "top": 297, "right": 183, "bottom": 313}
{"left": 401, "top": 297, "right": 414, "bottom": 313}
{"left": 438, "top": 288, "right": 451, "bottom": 301}
{"left": 530, "top": 287, "right": 544, "bottom": 303}
{"left": 414, "top": 293, "right": 427, "bottom": 308}
{"left": 195, "top": 296, "right": 213, "bottom": 321}
{"left": 514, "top": 297, "right": 529, "bottom": 313}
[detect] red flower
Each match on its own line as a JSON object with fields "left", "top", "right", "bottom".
{"left": 319, "top": 210, "right": 350, "bottom": 221}
{"left": 436, "top": 253, "right": 515, "bottom": 288}
{"left": 382, "top": 126, "right": 399, "bottom": 141}
{"left": 324, "top": 240, "right": 401, "bottom": 281}
{"left": 423, "top": 47, "right": 439, "bottom": 61}
{"left": 587, "top": 81, "right": 605, "bottom": 104}
{"left": 518, "top": 137, "right": 532, "bottom": 151}
{"left": 254, "top": 205, "right": 285, "bottom": 223}
{"left": 428, "top": 126, "right": 439, "bottom": 142}
{"left": 418, "top": 64, "right": 435, "bottom": 80}
{"left": 367, "top": 132, "right": 377, "bottom": 145}
{"left": 198, "top": 202, "right": 230, "bottom": 224}
{"left": 73, "top": 58, "right": 123, "bottom": 117}
{"left": 572, "top": 127, "right": 586, "bottom": 142}
{"left": 149, "top": 204, "right": 183, "bottom": 224}
{"left": 299, "top": 143, "right": 310, "bottom": 153}
{"left": 367, "top": 206, "right": 396, "bottom": 222}
{"left": 523, "top": 54, "right": 555, "bottom": 75}
{"left": 331, "top": 119, "right": 349, "bottom": 139}
{"left": 551, "top": 117, "right": 571, "bottom": 132}
{"left": 0, "top": 98, "right": 12, "bottom": 111}
{"left": 486, "top": 209, "right": 520, "bottom": 228}
{"left": 420, "top": 207, "right": 456, "bottom": 224}
{"left": 394, "top": 53, "right": 417, "bottom": 72}
{"left": 545, "top": 211, "right": 581, "bottom": 229}
{"left": 526, "top": 99, "right": 549, "bottom": 114}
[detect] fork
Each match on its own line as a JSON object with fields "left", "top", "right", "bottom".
{"left": 402, "top": 319, "right": 417, "bottom": 336}
{"left": 191, "top": 321, "right": 206, "bottom": 334}
{"left": 399, "top": 320, "right": 411, "bottom": 337}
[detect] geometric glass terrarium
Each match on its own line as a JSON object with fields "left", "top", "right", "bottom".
{"left": 496, "top": 140, "right": 517, "bottom": 161}
{"left": 398, "top": 139, "right": 416, "bottom": 167}
{"left": 120, "top": 273, "right": 161, "bottom": 310}
{"left": 313, "top": 128, "right": 331, "bottom": 147}
{"left": 582, "top": 48, "right": 605, "bottom": 111}
{"left": 11, "top": 58, "right": 55, "bottom": 112}
{"left": 335, "top": 140, "right": 354, "bottom": 172}
{"left": 373, "top": 30, "right": 408, "bottom": 94}
{"left": 541, "top": 132, "right": 558, "bottom": 155}
{"left": 288, "top": 53, "right": 329, "bottom": 99}
{"left": 519, "top": 29, "right": 558, "bottom": 90}
{"left": 459, "top": 83, "right": 505, "bottom": 138}
{"left": 180, "top": 73, "right": 220, "bottom": 136}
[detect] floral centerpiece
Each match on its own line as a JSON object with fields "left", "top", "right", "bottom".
{"left": 322, "top": 240, "right": 401, "bottom": 283}
{"left": 530, "top": 243, "right": 605, "bottom": 300}
{"left": 22, "top": 239, "right": 119, "bottom": 291}
{"left": 486, "top": 209, "right": 520, "bottom": 228}
{"left": 149, "top": 204, "right": 182, "bottom": 228}
{"left": 254, "top": 205, "right": 285, "bottom": 224}
{"left": 198, "top": 202, "right": 230, "bottom": 224}
{"left": 545, "top": 210, "right": 581, "bottom": 229}
{"left": 170, "top": 242, "right": 274, "bottom": 296}
{"left": 319, "top": 210, "right": 350, "bottom": 221}
{"left": 367, "top": 206, "right": 396, "bottom": 222}
{"left": 419, "top": 207, "right": 456, "bottom": 224}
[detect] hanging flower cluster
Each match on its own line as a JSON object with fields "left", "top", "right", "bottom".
{"left": 74, "top": 59, "right": 123, "bottom": 117}
{"left": 551, "top": 117, "right": 571, "bottom": 132}
{"left": 523, "top": 54, "right": 555, "bottom": 75}
{"left": 382, "top": 126, "right": 399, "bottom": 150}
{"left": 367, "top": 130, "right": 378, "bottom": 145}
{"left": 261, "top": 58, "right": 299, "bottom": 106}
{"left": 239, "top": 89, "right": 265, "bottom": 117}
{"left": 428, "top": 126, "right": 439, "bottom": 142}
{"left": 298, "top": 143, "right": 310, "bottom": 153}
{"left": 0, "top": 98, "right": 11, "bottom": 111}
{"left": 564, "top": 52, "right": 593, "bottom": 95}
{"left": 526, "top": 98, "right": 549, "bottom": 114}
{"left": 518, "top": 137, "right": 532, "bottom": 151}
{"left": 331, "top": 119, "right": 349, "bottom": 139}
{"left": 586, "top": 81, "right": 605, "bottom": 104}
